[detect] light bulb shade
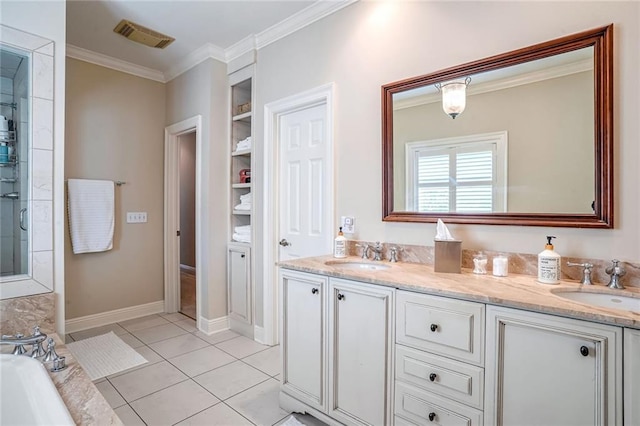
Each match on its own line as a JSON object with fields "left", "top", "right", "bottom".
{"left": 440, "top": 79, "right": 469, "bottom": 119}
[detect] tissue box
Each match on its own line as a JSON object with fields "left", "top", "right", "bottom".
{"left": 434, "top": 240, "right": 462, "bottom": 273}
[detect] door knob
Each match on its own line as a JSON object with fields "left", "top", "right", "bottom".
{"left": 279, "top": 239, "right": 291, "bottom": 247}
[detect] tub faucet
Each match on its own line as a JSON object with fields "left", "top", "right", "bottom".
{"left": 1, "top": 326, "right": 48, "bottom": 356}
{"left": 605, "top": 259, "right": 626, "bottom": 290}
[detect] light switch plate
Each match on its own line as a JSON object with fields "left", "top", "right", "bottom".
{"left": 127, "top": 212, "right": 147, "bottom": 223}
{"left": 341, "top": 216, "right": 355, "bottom": 234}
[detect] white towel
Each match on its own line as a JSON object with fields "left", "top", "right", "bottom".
{"left": 67, "top": 179, "right": 115, "bottom": 254}
{"left": 232, "top": 233, "right": 251, "bottom": 243}
{"left": 234, "top": 225, "right": 251, "bottom": 234}
{"left": 234, "top": 203, "right": 251, "bottom": 211}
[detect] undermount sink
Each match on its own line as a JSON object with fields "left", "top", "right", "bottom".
{"left": 325, "top": 261, "right": 391, "bottom": 271}
{"left": 553, "top": 290, "right": 640, "bottom": 313}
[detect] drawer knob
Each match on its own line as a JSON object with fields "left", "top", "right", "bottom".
{"left": 429, "top": 373, "right": 437, "bottom": 382}
{"left": 337, "top": 293, "right": 345, "bottom": 301}
{"left": 311, "top": 288, "right": 319, "bottom": 295}
{"left": 428, "top": 412, "right": 436, "bottom": 422}
{"left": 430, "top": 324, "right": 438, "bottom": 332}
{"left": 580, "top": 345, "right": 589, "bottom": 357}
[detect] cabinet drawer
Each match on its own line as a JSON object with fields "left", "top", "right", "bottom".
{"left": 396, "top": 291, "right": 484, "bottom": 366}
{"left": 396, "top": 345, "right": 483, "bottom": 409}
{"left": 395, "top": 382, "right": 483, "bottom": 426}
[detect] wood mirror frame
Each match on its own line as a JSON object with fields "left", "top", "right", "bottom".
{"left": 382, "top": 24, "right": 613, "bottom": 228}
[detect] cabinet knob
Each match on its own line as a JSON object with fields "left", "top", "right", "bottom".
{"left": 429, "top": 373, "right": 437, "bottom": 382}
{"left": 428, "top": 412, "right": 436, "bottom": 422}
{"left": 240, "top": 254, "right": 245, "bottom": 258}
{"left": 311, "top": 288, "right": 319, "bottom": 295}
{"left": 337, "top": 293, "right": 345, "bottom": 301}
{"left": 580, "top": 345, "right": 589, "bottom": 357}
{"left": 430, "top": 324, "right": 438, "bottom": 332}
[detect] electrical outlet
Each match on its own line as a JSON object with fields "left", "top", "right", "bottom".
{"left": 127, "top": 212, "right": 147, "bottom": 223}
{"left": 341, "top": 216, "right": 355, "bottom": 234}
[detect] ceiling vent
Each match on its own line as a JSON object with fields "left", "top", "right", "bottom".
{"left": 113, "top": 19, "right": 175, "bottom": 49}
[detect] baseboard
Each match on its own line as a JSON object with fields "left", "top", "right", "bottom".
{"left": 198, "top": 315, "right": 229, "bottom": 335}
{"left": 254, "top": 325, "right": 266, "bottom": 344}
{"left": 65, "top": 301, "right": 165, "bottom": 333}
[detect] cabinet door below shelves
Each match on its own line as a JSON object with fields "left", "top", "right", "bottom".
{"left": 281, "top": 271, "right": 327, "bottom": 412}
{"left": 486, "top": 306, "right": 622, "bottom": 426}
{"left": 227, "top": 245, "right": 251, "bottom": 325}
{"left": 329, "top": 279, "right": 393, "bottom": 426}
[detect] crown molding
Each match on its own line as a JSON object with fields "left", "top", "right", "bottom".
{"left": 254, "top": 0, "right": 357, "bottom": 50}
{"left": 226, "top": 35, "right": 257, "bottom": 63}
{"left": 66, "top": 44, "right": 166, "bottom": 82}
{"left": 164, "top": 42, "right": 226, "bottom": 82}
{"left": 67, "top": 1, "right": 356, "bottom": 83}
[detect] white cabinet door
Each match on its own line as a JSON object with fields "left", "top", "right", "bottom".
{"left": 486, "top": 306, "right": 622, "bottom": 426}
{"left": 280, "top": 270, "right": 327, "bottom": 412}
{"left": 625, "top": 328, "right": 640, "bottom": 426}
{"left": 328, "top": 278, "right": 394, "bottom": 426}
{"left": 227, "top": 244, "right": 251, "bottom": 326}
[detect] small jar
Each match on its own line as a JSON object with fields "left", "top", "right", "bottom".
{"left": 493, "top": 254, "right": 509, "bottom": 277}
{"left": 472, "top": 252, "right": 488, "bottom": 275}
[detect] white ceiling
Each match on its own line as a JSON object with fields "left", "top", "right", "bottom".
{"left": 66, "top": 0, "right": 328, "bottom": 77}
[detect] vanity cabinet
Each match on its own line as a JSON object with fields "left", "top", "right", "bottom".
{"left": 280, "top": 271, "right": 394, "bottom": 426}
{"left": 395, "top": 291, "right": 485, "bottom": 425}
{"left": 281, "top": 270, "right": 327, "bottom": 412}
{"left": 625, "top": 328, "right": 640, "bottom": 425}
{"left": 485, "top": 306, "right": 623, "bottom": 426}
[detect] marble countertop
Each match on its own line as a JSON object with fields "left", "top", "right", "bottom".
{"left": 279, "top": 255, "right": 640, "bottom": 329}
{"left": 49, "top": 334, "right": 122, "bottom": 425}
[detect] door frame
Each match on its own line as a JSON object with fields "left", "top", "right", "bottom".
{"left": 164, "top": 115, "right": 203, "bottom": 325}
{"left": 263, "top": 83, "right": 334, "bottom": 346}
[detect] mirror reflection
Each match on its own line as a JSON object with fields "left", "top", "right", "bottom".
{"left": 0, "top": 46, "right": 29, "bottom": 277}
{"left": 392, "top": 47, "right": 594, "bottom": 215}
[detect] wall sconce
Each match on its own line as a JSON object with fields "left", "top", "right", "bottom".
{"left": 435, "top": 77, "right": 471, "bottom": 119}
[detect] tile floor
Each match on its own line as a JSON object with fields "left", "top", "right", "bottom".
{"left": 67, "top": 313, "right": 324, "bottom": 426}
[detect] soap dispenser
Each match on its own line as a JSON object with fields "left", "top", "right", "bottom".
{"left": 538, "top": 236, "right": 561, "bottom": 284}
{"left": 333, "top": 227, "right": 347, "bottom": 258}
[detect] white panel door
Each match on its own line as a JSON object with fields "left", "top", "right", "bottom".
{"left": 279, "top": 103, "right": 332, "bottom": 261}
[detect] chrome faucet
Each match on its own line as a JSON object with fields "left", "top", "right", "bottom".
{"left": 566, "top": 262, "right": 594, "bottom": 285}
{"left": 1, "top": 326, "right": 47, "bottom": 356}
{"left": 605, "top": 259, "right": 626, "bottom": 289}
{"left": 388, "top": 246, "right": 404, "bottom": 263}
{"left": 370, "top": 242, "right": 384, "bottom": 261}
{"left": 355, "top": 243, "right": 372, "bottom": 259}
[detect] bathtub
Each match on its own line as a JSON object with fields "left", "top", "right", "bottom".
{"left": 0, "top": 354, "right": 74, "bottom": 425}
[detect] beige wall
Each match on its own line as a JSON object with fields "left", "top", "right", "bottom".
{"left": 253, "top": 2, "right": 639, "bottom": 324}
{"left": 180, "top": 132, "right": 196, "bottom": 267}
{"left": 166, "top": 58, "right": 229, "bottom": 321}
{"left": 393, "top": 71, "right": 595, "bottom": 213}
{"left": 64, "top": 58, "right": 166, "bottom": 319}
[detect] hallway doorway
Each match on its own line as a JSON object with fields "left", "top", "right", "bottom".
{"left": 179, "top": 132, "right": 196, "bottom": 320}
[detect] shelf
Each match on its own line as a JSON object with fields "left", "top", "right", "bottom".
{"left": 229, "top": 240, "right": 251, "bottom": 247}
{"left": 0, "top": 161, "right": 17, "bottom": 167}
{"left": 232, "top": 112, "right": 252, "bottom": 122}
{"left": 0, "top": 178, "right": 17, "bottom": 183}
{"left": 233, "top": 210, "right": 252, "bottom": 216}
{"left": 232, "top": 149, "right": 251, "bottom": 157}
{"left": 232, "top": 183, "right": 252, "bottom": 189}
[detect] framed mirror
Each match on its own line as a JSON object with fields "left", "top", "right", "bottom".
{"left": 382, "top": 24, "right": 613, "bottom": 228}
